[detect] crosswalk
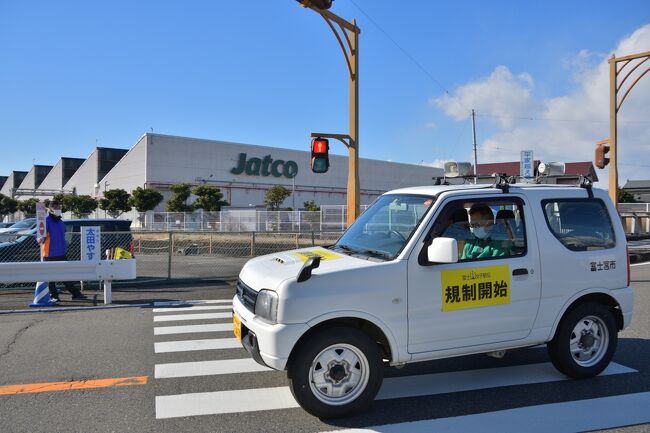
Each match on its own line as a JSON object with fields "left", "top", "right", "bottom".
{"left": 151, "top": 298, "right": 648, "bottom": 432}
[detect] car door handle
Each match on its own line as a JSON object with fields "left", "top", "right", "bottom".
{"left": 512, "top": 268, "right": 529, "bottom": 276}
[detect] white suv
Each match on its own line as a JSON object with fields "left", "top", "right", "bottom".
{"left": 232, "top": 182, "right": 633, "bottom": 418}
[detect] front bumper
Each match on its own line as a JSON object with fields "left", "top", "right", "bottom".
{"left": 232, "top": 294, "right": 309, "bottom": 371}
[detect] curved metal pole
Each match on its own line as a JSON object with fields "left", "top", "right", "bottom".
{"left": 617, "top": 57, "right": 649, "bottom": 92}
{"left": 337, "top": 21, "right": 354, "bottom": 54}
{"left": 321, "top": 15, "right": 354, "bottom": 80}
{"left": 617, "top": 59, "right": 632, "bottom": 74}
{"left": 617, "top": 66, "right": 650, "bottom": 111}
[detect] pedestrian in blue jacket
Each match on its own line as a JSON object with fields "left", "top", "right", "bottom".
{"left": 39, "top": 200, "right": 86, "bottom": 302}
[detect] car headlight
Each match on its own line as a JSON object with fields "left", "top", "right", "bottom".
{"left": 255, "top": 290, "right": 278, "bottom": 323}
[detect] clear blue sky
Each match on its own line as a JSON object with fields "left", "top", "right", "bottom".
{"left": 1, "top": 0, "right": 648, "bottom": 177}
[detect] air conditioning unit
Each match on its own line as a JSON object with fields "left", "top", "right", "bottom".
{"left": 444, "top": 161, "right": 473, "bottom": 178}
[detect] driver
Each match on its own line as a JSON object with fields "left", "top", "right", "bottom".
{"left": 461, "top": 205, "right": 511, "bottom": 260}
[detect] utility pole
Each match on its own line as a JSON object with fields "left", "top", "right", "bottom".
{"left": 297, "top": 0, "right": 361, "bottom": 226}
{"left": 605, "top": 51, "right": 650, "bottom": 207}
{"left": 471, "top": 109, "right": 478, "bottom": 184}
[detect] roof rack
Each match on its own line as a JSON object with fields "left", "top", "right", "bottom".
{"left": 578, "top": 175, "right": 594, "bottom": 198}
{"left": 492, "top": 173, "right": 518, "bottom": 193}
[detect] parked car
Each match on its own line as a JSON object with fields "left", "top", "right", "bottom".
{"left": 232, "top": 180, "right": 633, "bottom": 418}
{"left": 0, "top": 219, "right": 133, "bottom": 262}
{"left": 0, "top": 218, "right": 37, "bottom": 241}
{"left": 0, "top": 222, "right": 14, "bottom": 229}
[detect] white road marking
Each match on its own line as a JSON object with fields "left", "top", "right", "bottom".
{"left": 631, "top": 261, "right": 650, "bottom": 266}
{"left": 153, "top": 312, "right": 232, "bottom": 322}
{"left": 326, "top": 391, "right": 650, "bottom": 433}
{"left": 155, "top": 358, "right": 270, "bottom": 379}
{"left": 152, "top": 305, "right": 231, "bottom": 313}
{"left": 156, "top": 387, "right": 299, "bottom": 419}
{"left": 154, "top": 361, "right": 635, "bottom": 419}
{"left": 153, "top": 299, "right": 232, "bottom": 307}
{"left": 376, "top": 361, "right": 635, "bottom": 400}
{"left": 154, "top": 323, "right": 233, "bottom": 335}
{"left": 154, "top": 338, "right": 241, "bottom": 353}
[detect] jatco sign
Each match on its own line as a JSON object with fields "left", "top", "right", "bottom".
{"left": 230, "top": 153, "right": 298, "bottom": 179}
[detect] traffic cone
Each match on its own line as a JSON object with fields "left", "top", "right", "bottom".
{"left": 29, "top": 281, "right": 57, "bottom": 307}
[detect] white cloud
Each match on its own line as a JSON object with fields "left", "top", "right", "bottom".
{"left": 432, "top": 66, "right": 536, "bottom": 128}
{"left": 433, "top": 24, "right": 650, "bottom": 186}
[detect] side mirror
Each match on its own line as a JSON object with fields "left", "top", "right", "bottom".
{"left": 427, "top": 237, "right": 458, "bottom": 264}
{"left": 297, "top": 256, "right": 321, "bottom": 282}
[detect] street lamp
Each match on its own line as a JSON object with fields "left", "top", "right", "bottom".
{"left": 296, "top": 0, "right": 361, "bottom": 226}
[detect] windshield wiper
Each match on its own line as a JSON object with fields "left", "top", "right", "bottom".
{"left": 357, "top": 248, "right": 392, "bottom": 260}
{"left": 334, "top": 244, "right": 359, "bottom": 254}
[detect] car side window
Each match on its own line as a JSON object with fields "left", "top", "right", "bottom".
{"left": 429, "top": 198, "right": 527, "bottom": 262}
{"left": 542, "top": 199, "right": 615, "bottom": 251}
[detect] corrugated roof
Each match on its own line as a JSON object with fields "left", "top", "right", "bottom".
{"left": 622, "top": 180, "right": 650, "bottom": 189}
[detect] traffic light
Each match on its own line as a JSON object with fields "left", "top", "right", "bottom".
{"left": 595, "top": 140, "right": 610, "bottom": 169}
{"left": 311, "top": 138, "right": 329, "bottom": 173}
{"left": 296, "top": 0, "right": 333, "bottom": 10}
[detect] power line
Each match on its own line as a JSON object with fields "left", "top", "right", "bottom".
{"left": 346, "top": 0, "right": 452, "bottom": 97}
{"left": 475, "top": 112, "right": 650, "bottom": 124}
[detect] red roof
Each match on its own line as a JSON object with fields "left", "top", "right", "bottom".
{"left": 476, "top": 160, "right": 598, "bottom": 181}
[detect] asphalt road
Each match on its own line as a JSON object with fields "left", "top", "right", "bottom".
{"left": 0, "top": 264, "right": 649, "bottom": 433}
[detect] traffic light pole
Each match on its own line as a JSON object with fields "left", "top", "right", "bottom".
{"left": 299, "top": 3, "right": 361, "bottom": 226}
{"left": 607, "top": 51, "right": 650, "bottom": 208}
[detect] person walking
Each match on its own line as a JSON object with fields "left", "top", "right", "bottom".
{"left": 39, "top": 200, "right": 86, "bottom": 302}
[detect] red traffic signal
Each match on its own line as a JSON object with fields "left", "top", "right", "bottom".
{"left": 595, "top": 140, "right": 610, "bottom": 169}
{"left": 296, "top": 0, "right": 333, "bottom": 10}
{"left": 311, "top": 138, "right": 329, "bottom": 173}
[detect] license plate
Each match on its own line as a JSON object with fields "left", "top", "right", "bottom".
{"left": 232, "top": 313, "right": 242, "bottom": 343}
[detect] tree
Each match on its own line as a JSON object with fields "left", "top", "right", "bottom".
{"left": 166, "top": 183, "right": 193, "bottom": 212}
{"left": 618, "top": 187, "right": 637, "bottom": 203}
{"left": 17, "top": 198, "right": 40, "bottom": 217}
{"left": 303, "top": 200, "right": 320, "bottom": 211}
{"left": 99, "top": 189, "right": 132, "bottom": 218}
{"left": 65, "top": 195, "right": 98, "bottom": 218}
{"left": 129, "top": 187, "right": 163, "bottom": 212}
{"left": 0, "top": 194, "right": 18, "bottom": 220}
{"left": 192, "top": 185, "right": 229, "bottom": 211}
{"left": 264, "top": 185, "right": 292, "bottom": 210}
{"left": 51, "top": 193, "right": 69, "bottom": 212}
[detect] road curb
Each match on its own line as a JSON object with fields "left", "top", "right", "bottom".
{"left": 0, "top": 303, "right": 152, "bottom": 315}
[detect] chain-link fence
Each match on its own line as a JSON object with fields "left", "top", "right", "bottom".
{"left": 0, "top": 231, "right": 344, "bottom": 287}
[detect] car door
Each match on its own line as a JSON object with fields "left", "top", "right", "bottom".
{"left": 407, "top": 194, "right": 542, "bottom": 353}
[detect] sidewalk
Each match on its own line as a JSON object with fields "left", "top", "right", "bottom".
{"left": 0, "top": 279, "right": 237, "bottom": 313}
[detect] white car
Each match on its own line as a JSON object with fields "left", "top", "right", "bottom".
{"left": 232, "top": 181, "right": 633, "bottom": 418}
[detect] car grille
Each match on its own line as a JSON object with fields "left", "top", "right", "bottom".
{"left": 236, "top": 279, "right": 257, "bottom": 313}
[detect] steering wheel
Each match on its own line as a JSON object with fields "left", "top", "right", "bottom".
{"left": 388, "top": 230, "right": 406, "bottom": 241}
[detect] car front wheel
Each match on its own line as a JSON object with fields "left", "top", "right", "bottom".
{"left": 547, "top": 302, "right": 618, "bottom": 378}
{"left": 287, "top": 326, "right": 384, "bottom": 418}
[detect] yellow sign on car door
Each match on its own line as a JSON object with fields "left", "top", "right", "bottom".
{"left": 441, "top": 265, "right": 510, "bottom": 312}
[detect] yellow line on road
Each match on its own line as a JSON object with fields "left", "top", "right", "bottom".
{"left": 0, "top": 376, "right": 148, "bottom": 396}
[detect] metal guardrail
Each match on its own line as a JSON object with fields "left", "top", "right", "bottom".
{"left": 0, "top": 259, "right": 136, "bottom": 303}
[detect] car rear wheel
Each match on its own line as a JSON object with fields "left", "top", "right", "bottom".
{"left": 547, "top": 302, "right": 617, "bottom": 378}
{"left": 287, "top": 326, "right": 383, "bottom": 418}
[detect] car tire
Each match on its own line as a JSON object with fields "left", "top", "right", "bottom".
{"left": 547, "top": 302, "right": 618, "bottom": 379}
{"left": 287, "top": 326, "right": 384, "bottom": 418}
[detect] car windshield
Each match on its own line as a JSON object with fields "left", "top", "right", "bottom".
{"left": 333, "top": 194, "right": 433, "bottom": 260}
{"left": 9, "top": 219, "right": 35, "bottom": 229}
